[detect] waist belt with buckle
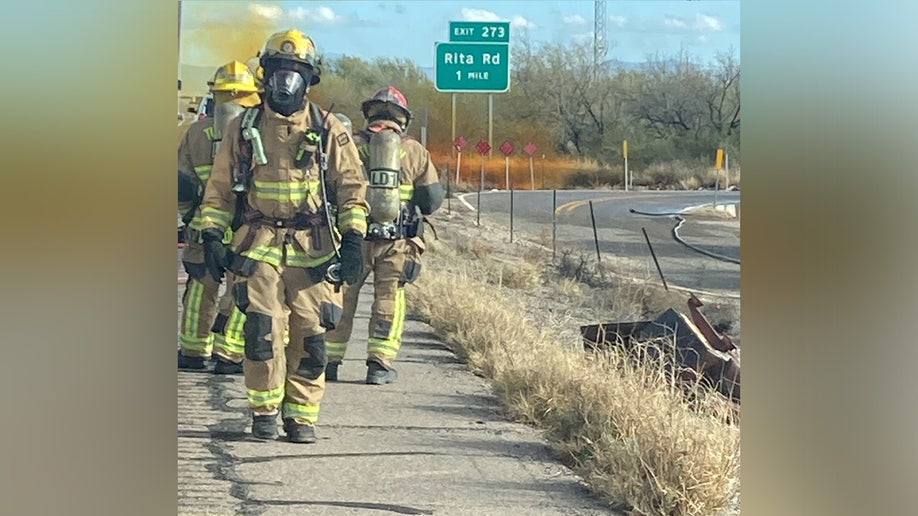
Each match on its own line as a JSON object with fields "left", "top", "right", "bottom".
{"left": 240, "top": 210, "right": 330, "bottom": 250}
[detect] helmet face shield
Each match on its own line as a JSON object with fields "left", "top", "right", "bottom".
{"left": 365, "top": 102, "right": 409, "bottom": 130}
{"left": 265, "top": 69, "right": 308, "bottom": 116}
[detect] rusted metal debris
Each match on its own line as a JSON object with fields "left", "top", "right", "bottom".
{"left": 581, "top": 295, "right": 741, "bottom": 402}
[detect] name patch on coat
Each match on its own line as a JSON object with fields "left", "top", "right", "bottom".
{"left": 336, "top": 133, "right": 350, "bottom": 146}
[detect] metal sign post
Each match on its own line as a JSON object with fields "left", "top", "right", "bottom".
{"left": 476, "top": 139, "right": 491, "bottom": 191}
{"left": 454, "top": 136, "right": 467, "bottom": 183}
{"left": 500, "top": 139, "right": 514, "bottom": 190}
{"left": 524, "top": 141, "right": 537, "bottom": 190}
{"left": 623, "top": 139, "right": 629, "bottom": 191}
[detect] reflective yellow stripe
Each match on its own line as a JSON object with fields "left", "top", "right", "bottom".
{"left": 179, "top": 279, "right": 214, "bottom": 353}
{"left": 394, "top": 287, "right": 406, "bottom": 343}
{"left": 242, "top": 245, "right": 284, "bottom": 267}
{"left": 399, "top": 184, "right": 414, "bottom": 201}
{"left": 180, "top": 334, "right": 213, "bottom": 353}
{"left": 183, "top": 279, "right": 203, "bottom": 337}
{"left": 200, "top": 206, "right": 232, "bottom": 230}
{"left": 252, "top": 179, "right": 320, "bottom": 202}
{"left": 204, "top": 126, "right": 215, "bottom": 140}
{"left": 214, "top": 307, "right": 246, "bottom": 356}
{"left": 367, "top": 288, "right": 406, "bottom": 360}
{"left": 282, "top": 401, "right": 320, "bottom": 424}
{"left": 211, "top": 332, "right": 228, "bottom": 352}
{"left": 367, "top": 338, "right": 399, "bottom": 356}
{"left": 247, "top": 386, "right": 285, "bottom": 408}
{"left": 325, "top": 341, "right": 348, "bottom": 359}
{"left": 285, "top": 247, "right": 336, "bottom": 269}
{"left": 194, "top": 164, "right": 212, "bottom": 182}
{"left": 187, "top": 212, "right": 206, "bottom": 231}
{"left": 226, "top": 307, "right": 246, "bottom": 348}
{"left": 337, "top": 206, "right": 368, "bottom": 235}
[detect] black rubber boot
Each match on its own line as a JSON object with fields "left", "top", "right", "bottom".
{"left": 213, "top": 357, "right": 243, "bottom": 375}
{"left": 365, "top": 358, "right": 398, "bottom": 385}
{"left": 325, "top": 361, "right": 341, "bottom": 382}
{"left": 178, "top": 350, "right": 207, "bottom": 370}
{"left": 283, "top": 418, "right": 317, "bottom": 444}
{"left": 251, "top": 414, "right": 278, "bottom": 440}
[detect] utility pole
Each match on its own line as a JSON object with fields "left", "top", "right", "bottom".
{"left": 593, "top": 0, "right": 608, "bottom": 76}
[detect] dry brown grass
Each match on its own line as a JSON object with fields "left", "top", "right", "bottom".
{"left": 483, "top": 258, "right": 542, "bottom": 290}
{"left": 430, "top": 152, "right": 590, "bottom": 190}
{"left": 408, "top": 237, "right": 741, "bottom": 515}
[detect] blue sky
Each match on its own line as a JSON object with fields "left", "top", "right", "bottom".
{"left": 181, "top": 1, "right": 739, "bottom": 68}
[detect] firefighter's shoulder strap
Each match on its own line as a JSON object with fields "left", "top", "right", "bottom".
{"left": 241, "top": 107, "right": 261, "bottom": 134}
{"left": 354, "top": 129, "right": 372, "bottom": 180}
{"left": 234, "top": 106, "right": 263, "bottom": 190}
{"left": 229, "top": 106, "right": 264, "bottom": 230}
{"left": 308, "top": 102, "right": 341, "bottom": 239}
{"left": 310, "top": 102, "right": 335, "bottom": 171}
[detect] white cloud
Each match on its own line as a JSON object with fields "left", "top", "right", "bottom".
{"left": 572, "top": 32, "right": 594, "bottom": 44}
{"left": 609, "top": 15, "right": 626, "bottom": 28}
{"left": 664, "top": 16, "right": 688, "bottom": 29}
{"left": 695, "top": 14, "right": 723, "bottom": 31}
{"left": 315, "top": 6, "right": 339, "bottom": 22}
{"left": 562, "top": 14, "right": 587, "bottom": 25}
{"left": 461, "top": 8, "right": 501, "bottom": 22}
{"left": 661, "top": 13, "right": 724, "bottom": 33}
{"left": 512, "top": 15, "right": 535, "bottom": 29}
{"left": 284, "top": 5, "right": 342, "bottom": 23}
{"left": 459, "top": 8, "right": 530, "bottom": 29}
{"left": 698, "top": 34, "right": 709, "bottom": 43}
{"left": 249, "top": 3, "right": 283, "bottom": 20}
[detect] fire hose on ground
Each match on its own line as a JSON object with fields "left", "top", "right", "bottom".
{"left": 629, "top": 208, "right": 740, "bottom": 265}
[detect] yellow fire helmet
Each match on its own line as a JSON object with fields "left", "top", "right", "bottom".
{"left": 209, "top": 60, "right": 259, "bottom": 94}
{"left": 244, "top": 55, "right": 265, "bottom": 92}
{"left": 259, "top": 29, "right": 321, "bottom": 85}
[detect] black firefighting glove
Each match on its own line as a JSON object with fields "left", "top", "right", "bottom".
{"left": 338, "top": 230, "right": 364, "bottom": 285}
{"left": 178, "top": 172, "right": 198, "bottom": 203}
{"left": 201, "top": 228, "right": 228, "bottom": 283}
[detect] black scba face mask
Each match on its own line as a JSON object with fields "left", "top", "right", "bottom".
{"left": 266, "top": 70, "right": 307, "bottom": 116}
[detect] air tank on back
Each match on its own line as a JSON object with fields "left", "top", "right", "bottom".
{"left": 365, "top": 129, "right": 402, "bottom": 224}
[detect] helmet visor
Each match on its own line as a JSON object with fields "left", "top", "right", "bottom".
{"left": 365, "top": 103, "right": 408, "bottom": 127}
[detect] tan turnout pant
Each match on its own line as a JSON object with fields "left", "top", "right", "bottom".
{"left": 179, "top": 238, "right": 245, "bottom": 360}
{"left": 235, "top": 260, "right": 342, "bottom": 425}
{"left": 325, "top": 238, "right": 422, "bottom": 367}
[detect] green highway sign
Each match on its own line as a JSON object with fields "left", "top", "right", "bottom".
{"left": 449, "top": 21, "right": 510, "bottom": 43}
{"left": 435, "top": 42, "right": 510, "bottom": 92}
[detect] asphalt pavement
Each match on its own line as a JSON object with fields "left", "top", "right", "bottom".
{"left": 177, "top": 258, "right": 616, "bottom": 515}
{"left": 458, "top": 189, "right": 741, "bottom": 298}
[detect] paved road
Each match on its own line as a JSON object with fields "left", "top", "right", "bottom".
{"left": 177, "top": 252, "right": 616, "bottom": 515}
{"left": 458, "top": 189, "right": 740, "bottom": 298}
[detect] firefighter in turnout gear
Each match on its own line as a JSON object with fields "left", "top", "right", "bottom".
{"left": 324, "top": 86, "right": 444, "bottom": 385}
{"left": 199, "top": 29, "right": 369, "bottom": 443}
{"left": 178, "top": 60, "right": 260, "bottom": 374}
